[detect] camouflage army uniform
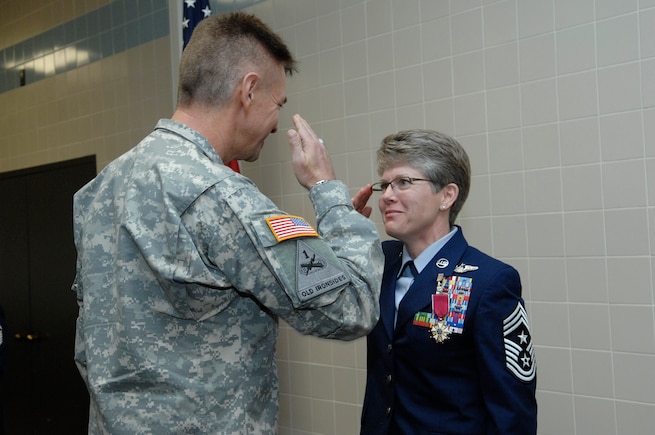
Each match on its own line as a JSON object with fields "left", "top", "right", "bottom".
{"left": 72, "top": 119, "right": 383, "bottom": 434}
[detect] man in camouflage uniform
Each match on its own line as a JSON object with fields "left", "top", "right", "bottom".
{"left": 72, "top": 12, "right": 382, "bottom": 434}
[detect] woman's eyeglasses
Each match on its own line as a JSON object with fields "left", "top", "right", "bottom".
{"left": 371, "top": 177, "right": 432, "bottom": 192}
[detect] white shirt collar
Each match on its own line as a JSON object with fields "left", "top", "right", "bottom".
{"left": 398, "top": 226, "right": 458, "bottom": 277}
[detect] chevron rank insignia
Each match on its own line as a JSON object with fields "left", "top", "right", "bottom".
{"left": 503, "top": 302, "right": 536, "bottom": 382}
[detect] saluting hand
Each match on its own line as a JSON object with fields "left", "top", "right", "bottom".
{"left": 352, "top": 184, "right": 373, "bottom": 218}
{"left": 287, "top": 114, "right": 335, "bottom": 190}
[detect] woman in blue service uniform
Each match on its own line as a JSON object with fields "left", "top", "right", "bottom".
{"left": 355, "top": 129, "right": 537, "bottom": 434}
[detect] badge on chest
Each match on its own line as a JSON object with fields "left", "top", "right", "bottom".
{"left": 413, "top": 269, "right": 473, "bottom": 344}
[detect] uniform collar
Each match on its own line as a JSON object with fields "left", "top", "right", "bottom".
{"left": 154, "top": 119, "right": 224, "bottom": 165}
{"left": 399, "top": 226, "right": 458, "bottom": 277}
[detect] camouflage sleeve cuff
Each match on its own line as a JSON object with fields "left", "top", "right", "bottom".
{"left": 308, "top": 180, "right": 352, "bottom": 218}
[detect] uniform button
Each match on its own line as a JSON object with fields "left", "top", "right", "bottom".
{"left": 387, "top": 344, "right": 392, "bottom": 352}
{"left": 386, "top": 407, "right": 392, "bottom": 416}
{"left": 386, "top": 374, "right": 392, "bottom": 384}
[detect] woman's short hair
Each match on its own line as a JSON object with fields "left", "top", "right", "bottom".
{"left": 377, "top": 129, "right": 471, "bottom": 226}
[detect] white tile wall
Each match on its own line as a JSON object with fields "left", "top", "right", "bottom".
{"left": 249, "top": 1, "right": 655, "bottom": 434}
{"left": 555, "top": 0, "right": 595, "bottom": 29}
{"left": 574, "top": 396, "right": 616, "bottom": 435}
{"left": 2, "top": 0, "right": 655, "bottom": 434}
{"left": 616, "top": 400, "right": 655, "bottom": 433}
{"left": 537, "top": 391, "right": 575, "bottom": 434}
{"left": 569, "top": 305, "right": 612, "bottom": 350}
{"left": 521, "top": 34, "right": 557, "bottom": 82}
{"left": 557, "top": 24, "right": 596, "bottom": 74}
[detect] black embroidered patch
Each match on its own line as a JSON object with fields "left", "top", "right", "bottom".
{"left": 295, "top": 240, "right": 349, "bottom": 301}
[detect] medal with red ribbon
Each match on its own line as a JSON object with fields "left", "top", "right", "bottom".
{"left": 430, "top": 275, "right": 451, "bottom": 343}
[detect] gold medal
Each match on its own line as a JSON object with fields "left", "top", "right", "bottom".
{"left": 430, "top": 319, "right": 450, "bottom": 343}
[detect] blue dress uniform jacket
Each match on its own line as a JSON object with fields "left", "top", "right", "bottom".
{"left": 361, "top": 227, "right": 537, "bottom": 435}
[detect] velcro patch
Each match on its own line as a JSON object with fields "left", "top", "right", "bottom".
{"left": 296, "top": 240, "right": 349, "bottom": 301}
{"left": 266, "top": 215, "right": 318, "bottom": 242}
{"left": 503, "top": 302, "right": 536, "bottom": 382}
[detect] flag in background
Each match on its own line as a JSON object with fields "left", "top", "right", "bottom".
{"left": 182, "top": 0, "right": 241, "bottom": 173}
{"left": 182, "top": 0, "right": 212, "bottom": 49}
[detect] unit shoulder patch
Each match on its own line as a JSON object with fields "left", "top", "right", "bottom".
{"left": 295, "top": 240, "right": 349, "bottom": 301}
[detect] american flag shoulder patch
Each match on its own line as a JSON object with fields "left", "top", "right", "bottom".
{"left": 266, "top": 215, "right": 319, "bottom": 242}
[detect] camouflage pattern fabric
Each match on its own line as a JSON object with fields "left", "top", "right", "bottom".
{"left": 72, "top": 119, "right": 383, "bottom": 434}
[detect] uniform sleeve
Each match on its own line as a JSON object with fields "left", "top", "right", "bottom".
{"left": 185, "top": 179, "right": 383, "bottom": 341}
{"left": 473, "top": 266, "right": 538, "bottom": 434}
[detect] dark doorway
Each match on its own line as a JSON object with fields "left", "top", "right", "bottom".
{"left": 0, "top": 156, "right": 96, "bottom": 434}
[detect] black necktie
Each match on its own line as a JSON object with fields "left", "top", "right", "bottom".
{"left": 400, "top": 260, "right": 418, "bottom": 278}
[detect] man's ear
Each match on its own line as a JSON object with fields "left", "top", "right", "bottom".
{"left": 240, "top": 72, "right": 260, "bottom": 108}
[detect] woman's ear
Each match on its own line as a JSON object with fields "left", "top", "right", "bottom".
{"left": 441, "top": 183, "right": 459, "bottom": 210}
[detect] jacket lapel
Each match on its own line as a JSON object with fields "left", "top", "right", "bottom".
{"left": 380, "top": 243, "right": 403, "bottom": 339}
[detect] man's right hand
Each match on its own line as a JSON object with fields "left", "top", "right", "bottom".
{"left": 287, "top": 114, "right": 335, "bottom": 190}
